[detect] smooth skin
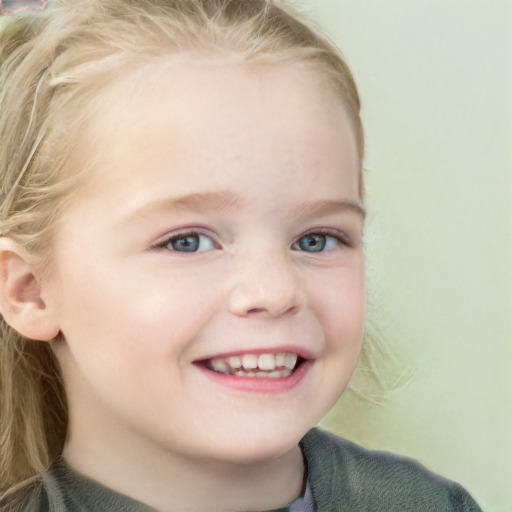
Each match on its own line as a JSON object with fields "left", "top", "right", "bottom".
{"left": 0, "top": 62, "right": 365, "bottom": 511}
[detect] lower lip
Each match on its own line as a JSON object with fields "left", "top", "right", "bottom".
{"left": 196, "top": 361, "right": 312, "bottom": 394}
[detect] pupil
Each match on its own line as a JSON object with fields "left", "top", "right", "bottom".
{"left": 172, "top": 234, "right": 199, "bottom": 252}
{"left": 300, "top": 234, "right": 326, "bottom": 252}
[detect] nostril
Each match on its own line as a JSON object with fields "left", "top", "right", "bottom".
{"left": 246, "top": 304, "right": 298, "bottom": 317}
{"left": 247, "top": 307, "right": 266, "bottom": 315}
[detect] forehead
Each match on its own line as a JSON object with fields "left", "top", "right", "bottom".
{"left": 64, "top": 61, "right": 360, "bottom": 216}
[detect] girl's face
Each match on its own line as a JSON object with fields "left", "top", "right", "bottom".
{"left": 46, "top": 63, "right": 365, "bottom": 465}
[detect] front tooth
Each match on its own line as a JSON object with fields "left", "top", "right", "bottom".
{"left": 211, "top": 359, "right": 229, "bottom": 374}
{"left": 228, "top": 356, "right": 242, "bottom": 369}
{"left": 242, "top": 354, "right": 258, "bottom": 370}
{"left": 258, "top": 354, "right": 276, "bottom": 371}
{"left": 283, "top": 353, "right": 298, "bottom": 370}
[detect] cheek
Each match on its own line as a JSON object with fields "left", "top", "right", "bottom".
{"left": 310, "top": 264, "right": 366, "bottom": 347}
{"left": 51, "top": 257, "right": 223, "bottom": 361}
{"left": 301, "top": 266, "right": 365, "bottom": 421}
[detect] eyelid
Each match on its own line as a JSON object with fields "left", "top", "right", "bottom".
{"left": 152, "top": 228, "right": 221, "bottom": 251}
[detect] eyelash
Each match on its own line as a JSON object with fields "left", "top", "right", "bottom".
{"left": 291, "top": 229, "right": 351, "bottom": 253}
{"left": 153, "top": 228, "right": 351, "bottom": 254}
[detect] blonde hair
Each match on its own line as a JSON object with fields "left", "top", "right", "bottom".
{"left": 0, "top": 0, "right": 364, "bottom": 493}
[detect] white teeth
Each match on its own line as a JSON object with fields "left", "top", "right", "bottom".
{"left": 208, "top": 352, "right": 300, "bottom": 377}
{"left": 228, "top": 356, "right": 242, "bottom": 369}
{"left": 210, "top": 359, "right": 229, "bottom": 374}
{"left": 242, "top": 354, "right": 258, "bottom": 370}
{"left": 258, "top": 354, "right": 276, "bottom": 371}
{"left": 269, "top": 369, "right": 292, "bottom": 378}
{"left": 283, "top": 353, "right": 298, "bottom": 370}
{"left": 275, "top": 353, "right": 287, "bottom": 368}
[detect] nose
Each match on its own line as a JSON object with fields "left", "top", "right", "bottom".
{"left": 227, "top": 250, "right": 307, "bottom": 318}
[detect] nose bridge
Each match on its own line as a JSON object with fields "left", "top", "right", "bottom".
{"left": 228, "top": 245, "right": 305, "bottom": 318}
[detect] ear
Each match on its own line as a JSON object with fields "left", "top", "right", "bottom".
{"left": 0, "top": 238, "right": 60, "bottom": 341}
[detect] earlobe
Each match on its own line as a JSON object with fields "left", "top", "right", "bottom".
{"left": 0, "top": 238, "right": 60, "bottom": 341}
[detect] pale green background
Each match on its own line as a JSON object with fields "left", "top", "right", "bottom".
{"left": 290, "top": 1, "right": 511, "bottom": 511}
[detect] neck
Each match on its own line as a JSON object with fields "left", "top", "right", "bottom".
{"left": 63, "top": 421, "right": 305, "bottom": 512}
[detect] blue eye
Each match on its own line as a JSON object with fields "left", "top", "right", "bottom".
{"left": 293, "top": 233, "right": 341, "bottom": 253}
{"left": 161, "top": 232, "right": 216, "bottom": 253}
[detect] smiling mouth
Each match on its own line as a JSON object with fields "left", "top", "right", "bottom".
{"left": 200, "top": 352, "right": 304, "bottom": 379}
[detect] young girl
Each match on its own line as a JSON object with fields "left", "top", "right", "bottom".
{"left": 0, "top": 1, "right": 482, "bottom": 510}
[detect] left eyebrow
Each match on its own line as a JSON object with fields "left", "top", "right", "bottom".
{"left": 292, "top": 199, "right": 366, "bottom": 220}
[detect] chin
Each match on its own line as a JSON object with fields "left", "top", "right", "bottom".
{"left": 204, "top": 420, "right": 311, "bottom": 465}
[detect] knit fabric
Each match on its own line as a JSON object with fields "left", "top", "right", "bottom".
{"left": 300, "top": 428, "right": 481, "bottom": 511}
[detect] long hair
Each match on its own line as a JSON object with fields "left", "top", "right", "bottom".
{"left": 0, "top": 0, "right": 363, "bottom": 494}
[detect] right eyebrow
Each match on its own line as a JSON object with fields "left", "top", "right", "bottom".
{"left": 122, "top": 190, "right": 244, "bottom": 223}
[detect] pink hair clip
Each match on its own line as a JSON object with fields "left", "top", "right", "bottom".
{"left": 0, "top": 0, "right": 49, "bottom": 16}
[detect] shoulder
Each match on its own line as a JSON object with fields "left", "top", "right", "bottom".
{"left": 0, "top": 476, "right": 50, "bottom": 512}
{"left": 0, "top": 463, "right": 76, "bottom": 512}
{"left": 300, "top": 428, "right": 482, "bottom": 512}
{"left": 0, "top": 460, "right": 154, "bottom": 512}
